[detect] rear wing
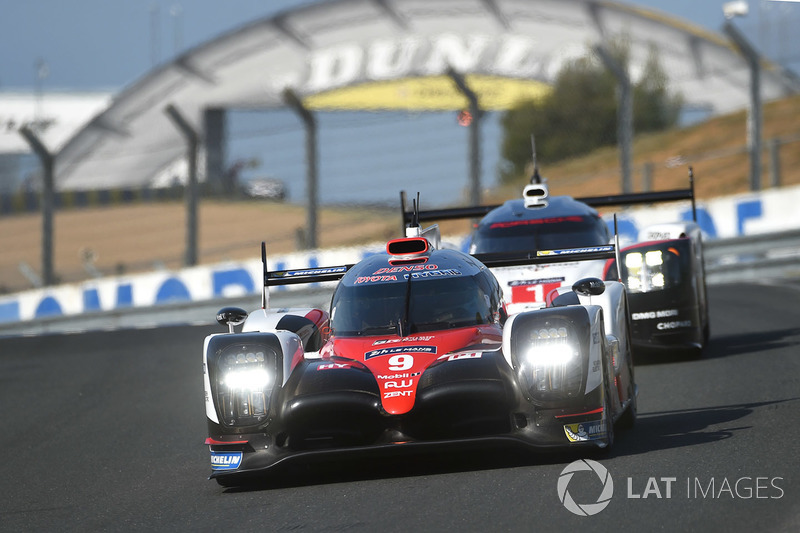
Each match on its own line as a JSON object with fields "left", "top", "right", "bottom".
{"left": 259, "top": 242, "right": 354, "bottom": 309}
{"left": 257, "top": 241, "right": 620, "bottom": 311}
{"left": 400, "top": 168, "right": 697, "bottom": 227}
{"left": 473, "top": 245, "right": 617, "bottom": 269}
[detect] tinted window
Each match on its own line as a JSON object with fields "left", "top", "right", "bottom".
{"left": 330, "top": 275, "right": 494, "bottom": 337}
{"left": 470, "top": 215, "right": 610, "bottom": 254}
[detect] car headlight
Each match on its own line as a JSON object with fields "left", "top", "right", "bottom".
{"left": 520, "top": 325, "right": 582, "bottom": 397}
{"left": 214, "top": 345, "right": 277, "bottom": 427}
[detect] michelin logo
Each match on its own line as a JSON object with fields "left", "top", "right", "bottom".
{"left": 538, "top": 246, "right": 614, "bottom": 256}
{"left": 210, "top": 452, "right": 243, "bottom": 470}
{"left": 564, "top": 421, "right": 606, "bottom": 442}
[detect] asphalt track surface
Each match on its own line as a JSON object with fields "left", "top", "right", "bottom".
{"left": 1, "top": 282, "right": 799, "bottom": 532}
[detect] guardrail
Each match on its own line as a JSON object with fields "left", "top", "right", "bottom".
{"left": 704, "top": 228, "right": 800, "bottom": 283}
{"left": 2, "top": 230, "right": 798, "bottom": 338}
{"left": 0, "top": 286, "right": 335, "bottom": 338}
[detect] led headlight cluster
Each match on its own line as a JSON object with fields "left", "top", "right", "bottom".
{"left": 214, "top": 345, "right": 276, "bottom": 427}
{"left": 624, "top": 250, "right": 665, "bottom": 292}
{"left": 522, "top": 324, "right": 582, "bottom": 398}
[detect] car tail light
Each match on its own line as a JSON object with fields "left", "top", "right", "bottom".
{"left": 624, "top": 250, "right": 666, "bottom": 292}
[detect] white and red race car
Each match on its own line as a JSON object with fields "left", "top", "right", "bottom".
{"left": 203, "top": 219, "right": 636, "bottom": 486}
{"left": 401, "top": 172, "right": 709, "bottom": 357}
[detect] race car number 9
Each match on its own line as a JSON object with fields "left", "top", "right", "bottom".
{"left": 388, "top": 354, "right": 413, "bottom": 371}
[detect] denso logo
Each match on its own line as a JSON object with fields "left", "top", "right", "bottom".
{"left": 210, "top": 452, "right": 242, "bottom": 470}
{"left": 374, "top": 265, "right": 438, "bottom": 274}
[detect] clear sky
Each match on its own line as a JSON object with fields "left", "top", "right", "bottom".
{"left": 2, "top": 0, "right": 797, "bottom": 92}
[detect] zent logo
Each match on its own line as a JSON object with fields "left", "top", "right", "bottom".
{"left": 557, "top": 459, "right": 614, "bottom": 516}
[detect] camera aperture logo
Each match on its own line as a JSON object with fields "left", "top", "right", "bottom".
{"left": 557, "top": 459, "right": 614, "bottom": 516}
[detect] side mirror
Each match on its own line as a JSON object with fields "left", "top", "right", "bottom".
{"left": 216, "top": 306, "right": 248, "bottom": 333}
{"left": 572, "top": 277, "right": 605, "bottom": 297}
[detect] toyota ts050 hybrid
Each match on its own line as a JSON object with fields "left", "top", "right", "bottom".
{"left": 203, "top": 219, "right": 637, "bottom": 486}
{"left": 401, "top": 168, "right": 709, "bottom": 357}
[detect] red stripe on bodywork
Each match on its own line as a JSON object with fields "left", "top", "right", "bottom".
{"left": 205, "top": 438, "right": 248, "bottom": 445}
{"left": 554, "top": 407, "right": 604, "bottom": 419}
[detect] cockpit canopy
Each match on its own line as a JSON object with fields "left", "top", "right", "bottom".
{"left": 469, "top": 196, "right": 610, "bottom": 254}
{"left": 330, "top": 249, "right": 503, "bottom": 337}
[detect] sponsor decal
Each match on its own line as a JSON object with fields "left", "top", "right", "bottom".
{"left": 438, "top": 352, "right": 482, "bottom": 361}
{"left": 564, "top": 421, "right": 606, "bottom": 442}
{"left": 281, "top": 266, "right": 349, "bottom": 277}
{"left": 364, "top": 345, "right": 436, "bottom": 360}
{"left": 355, "top": 275, "right": 397, "bottom": 284}
{"left": 403, "top": 269, "right": 461, "bottom": 279}
{"left": 373, "top": 336, "right": 434, "bottom": 345}
{"left": 509, "top": 278, "right": 564, "bottom": 304}
{"left": 384, "top": 390, "right": 414, "bottom": 398}
{"left": 646, "top": 231, "right": 673, "bottom": 240}
{"left": 210, "top": 451, "right": 243, "bottom": 471}
{"left": 631, "top": 309, "right": 679, "bottom": 320}
{"left": 374, "top": 265, "right": 438, "bottom": 274}
{"left": 508, "top": 277, "right": 565, "bottom": 286}
{"left": 657, "top": 320, "right": 693, "bottom": 330}
{"left": 538, "top": 246, "right": 614, "bottom": 256}
{"left": 377, "top": 372, "right": 421, "bottom": 380}
{"left": 317, "top": 362, "right": 353, "bottom": 370}
{"left": 384, "top": 379, "right": 413, "bottom": 388}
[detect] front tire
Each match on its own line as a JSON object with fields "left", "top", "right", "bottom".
{"left": 600, "top": 358, "right": 615, "bottom": 450}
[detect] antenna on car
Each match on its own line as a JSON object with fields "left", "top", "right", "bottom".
{"left": 406, "top": 193, "right": 421, "bottom": 237}
{"left": 413, "top": 192, "right": 421, "bottom": 228}
{"left": 688, "top": 166, "right": 697, "bottom": 222}
{"left": 530, "top": 134, "right": 542, "bottom": 185}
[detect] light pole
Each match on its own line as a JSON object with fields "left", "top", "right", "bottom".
{"left": 34, "top": 58, "right": 48, "bottom": 130}
{"left": 723, "top": 2, "right": 762, "bottom": 191}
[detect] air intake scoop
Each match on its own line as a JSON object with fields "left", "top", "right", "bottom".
{"left": 387, "top": 237, "right": 429, "bottom": 256}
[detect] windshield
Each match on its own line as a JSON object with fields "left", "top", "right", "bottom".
{"left": 330, "top": 275, "right": 494, "bottom": 337}
{"left": 470, "top": 215, "right": 610, "bottom": 254}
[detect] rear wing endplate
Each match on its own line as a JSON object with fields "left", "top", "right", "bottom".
{"left": 259, "top": 241, "right": 353, "bottom": 309}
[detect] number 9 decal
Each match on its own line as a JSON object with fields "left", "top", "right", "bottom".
{"left": 388, "top": 354, "right": 413, "bottom": 371}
